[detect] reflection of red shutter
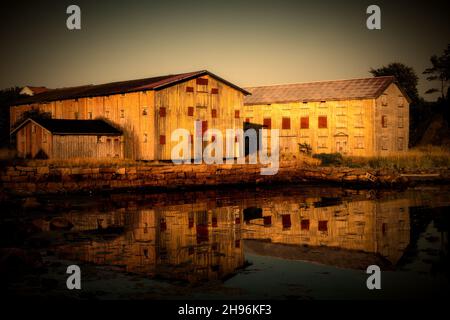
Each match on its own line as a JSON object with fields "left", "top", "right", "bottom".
{"left": 212, "top": 217, "right": 218, "bottom": 227}
{"left": 188, "top": 217, "right": 194, "bottom": 228}
{"left": 301, "top": 219, "right": 310, "bottom": 230}
{"left": 263, "top": 118, "right": 271, "bottom": 129}
{"left": 196, "top": 225, "right": 209, "bottom": 243}
{"left": 159, "top": 107, "right": 166, "bottom": 117}
{"left": 318, "top": 220, "right": 328, "bottom": 232}
{"left": 282, "top": 214, "right": 291, "bottom": 228}
{"left": 235, "top": 240, "right": 240, "bottom": 248}
{"left": 211, "top": 109, "right": 217, "bottom": 118}
{"left": 159, "top": 135, "right": 166, "bottom": 145}
{"left": 301, "top": 117, "right": 309, "bottom": 129}
{"left": 188, "top": 107, "right": 194, "bottom": 116}
{"left": 211, "top": 88, "right": 219, "bottom": 94}
{"left": 318, "top": 116, "right": 327, "bottom": 128}
{"left": 160, "top": 218, "right": 167, "bottom": 231}
{"left": 235, "top": 217, "right": 240, "bottom": 225}
{"left": 263, "top": 216, "right": 272, "bottom": 226}
{"left": 188, "top": 247, "right": 194, "bottom": 255}
{"left": 186, "top": 86, "right": 194, "bottom": 92}
{"left": 282, "top": 117, "right": 291, "bottom": 129}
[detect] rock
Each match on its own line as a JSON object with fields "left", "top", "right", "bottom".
{"left": 0, "top": 248, "right": 43, "bottom": 275}
{"left": 23, "top": 197, "right": 41, "bottom": 208}
{"left": 32, "top": 218, "right": 50, "bottom": 232}
{"left": 49, "top": 217, "right": 74, "bottom": 231}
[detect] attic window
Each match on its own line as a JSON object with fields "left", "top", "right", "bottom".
{"left": 186, "top": 86, "right": 194, "bottom": 93}
{"left": 211, "top": 88, "right": 219, "bottom": 94}
{"left": 398, "top": 96, "right": 404, "bottom": 107}
{"left": 381, "top": 95, "right": 388, "bottom": 106}
{"left": 196, "top": 78, "right": 208, "bottom": 92}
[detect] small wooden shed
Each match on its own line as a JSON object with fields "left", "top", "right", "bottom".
{"left": 11, "top": 118, "right": 123, "bottom": 159}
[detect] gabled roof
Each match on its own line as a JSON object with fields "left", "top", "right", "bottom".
{"left": 11, "top": 118, "right": 123, "bottom": 136}
{"left": 244, "top": 76, "right": 409, "bottom": 105}
{"left": 13, "top": 70, "right": 250, "bottom": 105}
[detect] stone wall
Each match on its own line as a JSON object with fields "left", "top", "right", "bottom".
{"left": 1, "top": 161, "right": 449, "bottom": 196}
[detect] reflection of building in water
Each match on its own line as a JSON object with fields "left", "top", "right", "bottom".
{"left": 242, "top": 196, "right": 411, "bottom": 265}
{"left": 58, "top": 205, "right": 244, "bottom": 283}
{"left": 57, "top": 192, "right": 413, "bottom": 280}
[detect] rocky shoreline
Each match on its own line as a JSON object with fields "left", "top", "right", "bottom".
{"left": 1, "top": 160, "right": 449, "bottom": 196}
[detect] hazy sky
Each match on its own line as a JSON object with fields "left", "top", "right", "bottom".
{"left": 1, "top": 0, "right": 449, "bottom": 100}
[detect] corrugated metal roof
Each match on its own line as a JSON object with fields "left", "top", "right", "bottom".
{"left": 244, "top": 76, "right": 398, "bottom": 105}
{"left": 13, "top": 70, "right": 250, "bottom": 105}
{"left": 11, "top": 118, "right": 122, "bottom": 136}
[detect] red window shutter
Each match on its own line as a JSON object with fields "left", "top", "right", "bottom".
{"left": 202, "top": 121, "right": 208, "bottom": 135}
{"left": 318, "top": 116, "right": 327, "bottom": 128}
{"left": 263, "top": 118, "right": 271, "bottom": 129}
{"left": 282, "top": 117, "right": 291, "bottom": 129}
{"left": 234, "top": 110, "right": 240, "bottom": 119}
{"left": 263, "top": 216, "right": 272, "bottom": 226}
{"left": 301, "top": 219, "right": 310, "bottom": 230}
{"left": 211, "top": 88, "right": 219, "bottom": 94}
{"left": 196, "top": 78, "right": 208, "bottom": 85}
{"left": 318, "top": 220, "right": 328, "bottom": 232}
{"left": 159, "top": 135, "right": 166, "bottom": 145}
{"left": 300, "top": 117, "right": 309, "bottom": 129}
{"left": 186, "top": 86, "right": 194, "bottom": 93}
{"left": 159, "top": 107, "right": 166, "bottom": 117}
{"left": 245, "top": 118, "right": 250, "bottom": 123}
{"left": 211, "top": 109, "right": 217, "bottom": 118}
{"left": 188, "top": 106, "right": 194, "bottom": 116}
{"left": 282, "top": 214, "right": 291, "bottom": 228}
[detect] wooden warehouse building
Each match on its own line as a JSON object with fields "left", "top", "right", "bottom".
{"left": 243, "top": 76, "right": 410, "bottom": 157}
{"left": 10, "top": 70, "right": 250, "bottom": 160}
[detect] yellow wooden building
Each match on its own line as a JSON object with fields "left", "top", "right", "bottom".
{"left": 10, "top": 70, "right": 250, "bottom": 160}
{"left": 243, "top": 76, "right": 410, "bottom": 156}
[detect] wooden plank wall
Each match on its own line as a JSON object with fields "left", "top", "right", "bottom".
{"left": 52, "top": 135, "right": 123, "bottom": 160}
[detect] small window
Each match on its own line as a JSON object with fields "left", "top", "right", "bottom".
{"left": 301, "top": 219, "right": 310, "bottom": 231}
{"left": 74, "top": 112, "right": 79, "bottom": 119}
{"left": 398, "top": 116, "right": 404, "bottom": 128}
{"left": 381, "top": 95, "right": 388, "bottom": 106}
{"left": 143, "top": 133, "right": 148, "bottom": 143}
{"left": 120, "top": 110, "right": 125, "bottom": 118}
{"left": 159, "top": 107, "right": 166, "bottom": 117}
{"left": 31, "top": 124, "right": 36, "bottom": 134}
{"left": 42, "top": 132, "right": 48, "bottom": 143}
{"left": 196, "top": 78, "right": 208, "bottom": 92}
{"left": 188, "top": 107, "right": 194, "bottom": 117}
{"left": 142, "top": 107, "right": 148, "bottom": 116}
{"left": 211, "top": 109, "right": 217, "bottom": 118}
{"left": 159, "top": 135, "right": 166, "bottom": 145}
{"left": 318, "top": 220, "right": 328, "bottom": 232}
{"left": 211, "top": 88, "right": 219, "bottom": 94}
{"left": 397, "top": 137, "right": 404, "bottom": 151}
{"left": 88, "top": 111, "right": 93, "bottom": 119}
{"left": 282, "top": 117, "right": 291, "bottom": 130}
{"left": 382, "top": 115, "right": 388, "bottom": 128}
{"left": 398, "top": 96, "right": 404, "bottom": 107}
{"left": 97, "top": 136, "right": 102, "bottom": 143}
{"left": 355, "top": 136, "right": 365, "bottom": 149}
{"left": 234, "top": 110, "right": 240, "bottom": 119}
{"left": 105, "top": 110, "right": 110, "bottom": 119}
{"left": 300, "top": 116, "right": 309, "bottom": 129}
{"left": 263, "top": 216, "right": 272, "bottom": 226}
{"left": 263, "top": 118, "right": 271, "bottom": 129}
{"left": 282, "top": 214, "right": 291, "bottom": 229}
{"left": 186, "top": 86, "right": 194, "bottom": 93}
{"left": 318, "top": 116, "right": 327, "bottom": 128}
{"left": 381, "top": 137, "right": 389, "bottom": 150}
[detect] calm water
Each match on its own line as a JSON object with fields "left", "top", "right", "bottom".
{"left": 1, "top": 185, "right": 449, "bottom": 300}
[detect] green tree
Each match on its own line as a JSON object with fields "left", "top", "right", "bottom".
{"left": 370, "top": 62, "right": 419, "bottom": 102}
{"left": 423, "top": 44, "right": 450, "bottom": 100}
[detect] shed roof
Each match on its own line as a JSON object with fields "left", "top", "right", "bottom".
{"left": 13, "top": 70, "right": 250, "bottom": 105}
{"left": 11, "top": 118, "right": 123, "bottom": 136}
{"left": 244, "top": 76, "right": 408, "bottom": 105}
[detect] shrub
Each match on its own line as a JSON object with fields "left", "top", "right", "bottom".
{"left": 312, "top": 153, "right": 343, "bottom": 166}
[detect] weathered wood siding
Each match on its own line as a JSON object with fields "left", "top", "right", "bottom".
{"left": 52, "top": 135, "right": 123, "bottom": 160}
{"left": 15, "top": 122, "right": 52, "bottom": 158}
